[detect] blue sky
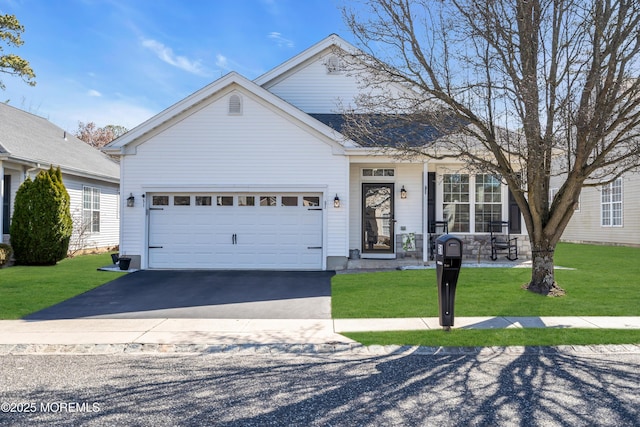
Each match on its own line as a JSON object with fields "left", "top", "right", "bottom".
{"left": 1, "top": 0, "right": 353, "bottom": 131}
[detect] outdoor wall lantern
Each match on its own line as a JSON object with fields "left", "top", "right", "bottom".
{"left": 400, "top": 186, "right": 407, "bottom": 199}
{"left": 334, "top": 194, "right": 341, "bottom": 208}
{"left": 127, "top": 193, "right": 135, "bottom": 208}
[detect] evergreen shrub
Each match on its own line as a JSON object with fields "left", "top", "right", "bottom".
{"left": 9, "top": 166, "right": 72, "bottom": 265}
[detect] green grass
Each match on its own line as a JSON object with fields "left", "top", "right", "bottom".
{"left": 332, "top": 243, "right": 640, "bottom": 318}
{"left": 343, "top": 328, "right": 640, "bottom": 347}
{"left": 0, "top": 253, "right": 125, "bottom": 319}
{"left": 333, "top": 243, "right": 640, "bottom": 346}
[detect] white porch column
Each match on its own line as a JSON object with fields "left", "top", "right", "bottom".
{"left": 0, "top": 161, "right": 4, "bottom": 240}
{"left": 422, "top": 161, "right": 430, "bottom": 263}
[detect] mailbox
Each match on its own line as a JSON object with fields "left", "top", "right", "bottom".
{"left": 435, "top": 234, "right": 463, "bottom": 330}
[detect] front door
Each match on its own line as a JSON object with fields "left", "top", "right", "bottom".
{"left": 362, "top": 183, "right": 394, "bottom": 254}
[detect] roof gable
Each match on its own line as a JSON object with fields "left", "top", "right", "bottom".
{"left": 105, "top": 72, "right": 352, "bottom": 154}
{"left": 0, "top": 103, "right": 119, "bottom": 181}
{"left": 254, "top": 34, "right": 358, "bottom": 88}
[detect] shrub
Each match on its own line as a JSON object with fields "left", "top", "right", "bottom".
{"left": 0, "top": 243, "right": 12, "bottom": 267}
{"left": 9, "top": 166, "right": 72, "bottom": 265}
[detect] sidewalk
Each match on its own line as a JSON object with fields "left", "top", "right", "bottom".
{"left": 1, "top": 317, "right": 639, "bottom": 347}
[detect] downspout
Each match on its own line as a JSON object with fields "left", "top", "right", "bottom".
{"left": 24, "top": 163, "right": 41, "bottom": 180}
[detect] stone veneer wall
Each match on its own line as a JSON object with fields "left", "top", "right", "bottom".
{"left": 386, "top": 233, "right": 531, "bottom": 262}
{"left": 396, "top": 233, "right": 424, "bottom": 259}
{"left": 396, "top": 233, "right": 532, "bottom": 262}
{"left": 457, "top": 234, "right": 531, "bottom": 261}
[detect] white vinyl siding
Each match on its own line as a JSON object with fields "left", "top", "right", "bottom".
{"left": 65, "top": 176, "right": 119, "bottom": 250}
{"left": 261, "top": 52, "right": 365, "bottom": 113}
{"left": 553, "top": 174, "right": 639, "bottom": 246}
{"left": 119, "top": 87, "right": 348, "bottom": 268}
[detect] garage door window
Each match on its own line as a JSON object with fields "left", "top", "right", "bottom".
{"left": 195, "top": 196, "right": 212, "bottom": 206}
{"left": 260, "top": 196, "right": 277, "bottom": 206}
{"left": 174, "top": 196, "right": 190, "bottom": 206}
{"left": 303, "top": 196, "right": 320, "bottom": 207}
{"left": 217, "top": 196, "right": 233, "bottom": 206}
{"left": 238, "top": 196, "right": 255, "bottom": 206}
{"left": 152, "top": 196, "right": 169, "bottom": 206}
{"left": 282, "top": 196, "right": 298, "bottom": 206}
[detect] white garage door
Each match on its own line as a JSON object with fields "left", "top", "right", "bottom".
{"left": 147, "top": 193, "right": 323, "bottom": 269}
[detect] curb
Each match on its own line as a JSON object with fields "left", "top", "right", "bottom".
{"left": 1, "top": 343, "right": 639, "bottom": 356}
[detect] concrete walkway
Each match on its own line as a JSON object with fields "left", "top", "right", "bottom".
{"left": 1, "top": 317, "right": 639, "bottom": 347}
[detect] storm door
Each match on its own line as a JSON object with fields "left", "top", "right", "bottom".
{"left": 362, "top": 183, "right": 395, "bottom": 253}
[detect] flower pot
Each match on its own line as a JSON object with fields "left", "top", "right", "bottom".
{"left": 118, "top": 257, "right": 131, "bottom": 271}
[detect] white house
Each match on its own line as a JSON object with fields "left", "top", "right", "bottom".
{"left": 104, "top": 34, "right": 529, "bottom": 270}
{"left": 1, "top": 103, "right": 120, "bottom": 253}
{"left": 551, "top": 173, "right": 640, "bottom": 247}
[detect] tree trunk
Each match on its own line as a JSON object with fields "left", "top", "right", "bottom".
{"left": 526, "top": 240, "right": 566, "bottom": 296}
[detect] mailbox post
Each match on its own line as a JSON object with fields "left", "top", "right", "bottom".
{"left": 435, "top": 234, "right": 463, "bottom": 331}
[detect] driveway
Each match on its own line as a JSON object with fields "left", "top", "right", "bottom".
{"left": 24, "top": 270, "right": 334, "bottom": 320}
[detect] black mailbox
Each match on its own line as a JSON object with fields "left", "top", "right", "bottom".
{"left": 435, "top": 234, "right": 463, "bottom": 330}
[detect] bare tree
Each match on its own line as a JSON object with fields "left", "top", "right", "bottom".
{"left": 341, "top": 0, "right": 640, "bottom": 295}
{"left": 75, "top": 122, "right": 128, "bottom": 148}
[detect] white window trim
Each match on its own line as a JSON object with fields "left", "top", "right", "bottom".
{"left": 82, "top": 186, "right": 100, "bottom": 234}
{"left": 436, "top": 170, "right": 508, "bottom": 233}
{"left": 601, "top": 178, "right": 623, "bottom": 227}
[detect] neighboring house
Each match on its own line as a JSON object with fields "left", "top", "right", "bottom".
{"left": 551, "top": 174, "right": 640, "bottom": 247}
{"left": 103, "top": 34, "right": 529, "bottom": 271}
{"left": 0, "top": 103, "right": 120, "bottom": 253}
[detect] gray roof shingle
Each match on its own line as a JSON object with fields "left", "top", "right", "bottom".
{"left": 0, "top": 103, "right": 119, "bottom": 181}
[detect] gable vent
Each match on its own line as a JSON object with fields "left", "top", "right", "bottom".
{"left": 229, "top": 94, "right": 242, "bottom": 115}
{"left": 325, "top": 55, "right": 345, "bottom": 74}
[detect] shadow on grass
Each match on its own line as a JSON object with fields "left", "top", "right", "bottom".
{"left": 1, "top": 349, "right": 638, "bottom": 426}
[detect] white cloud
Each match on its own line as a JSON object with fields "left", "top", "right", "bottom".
{"left": 141, "top": 38, "right": 210, "bottom": 77}
{"left": 268, "top": 32, "right": 294, "bottom": 48}
{"left": 87, "top": 89, "right": 102, "bottom": 97}
{"left": 216, "top": 54, "right": 229, "bottom": 70}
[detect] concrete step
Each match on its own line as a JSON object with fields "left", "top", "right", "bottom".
{"left": 346, "top": 258, "right": 426, "bottom": 270}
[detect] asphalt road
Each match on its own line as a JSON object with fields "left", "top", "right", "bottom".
{"left": 1, "top": 351, "right": 638, "bottom": 426}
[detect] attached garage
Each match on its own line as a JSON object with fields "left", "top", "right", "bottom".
{"left": 147, "top": 193, "right": 324, "bottom": 270}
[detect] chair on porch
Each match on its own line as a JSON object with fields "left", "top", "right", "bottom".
{"left": 490, "top": 221, "right": 518, "bottom": 261}
{"left": 429, "top": 220, "right": 448, "bottom": 260}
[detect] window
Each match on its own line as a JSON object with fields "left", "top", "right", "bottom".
{"left": 195, "top": 196, "right": 212, "bottom": 206}
{"left": 83, "top": 186, "right": 100, "bottom": 233}
{"left": 217, "top": 196, "right": 233, "bottom": 206}
{"left": 260, "top": 196, "right": 277, "bottom": 206}
{"left": 441, "top": 173, "right": 509, "bottom": 233}
{"left": 601, "top": 178, "right": 623, "bottom": 227}
{"left": 362, "top": 168, "right": 395, "bottom": 177}
{"left": 303, "top": 196, "right": 320, "bottom": 207}
{"left": 228, "top": 94, "right": 242, "bottom": 115}
{"left": 475, "top": 174, "right": 502, "bottom": 232}
{"left": 174, "top": 196, "right": 190, "bottom": 206}
{"left": 443, "top": 174, "right": 470, "bottom": 232}
{"left": 152, "top": 196, "right": 169, "bottom": 206}
{"left": 282, "top": 196, "right": 298, "bottom": 206}
{"left": 238, "top": 196, "right": 255, "bottom": 206}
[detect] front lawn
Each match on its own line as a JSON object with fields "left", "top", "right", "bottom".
{"left": 343, "top": 328, "right": 640, "bottom": 347}
{"left": 332, "top": 243, "right": 640, "bottom": 318}
{"left": 0, "top": 253, "right": 125, "bottom": 319}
